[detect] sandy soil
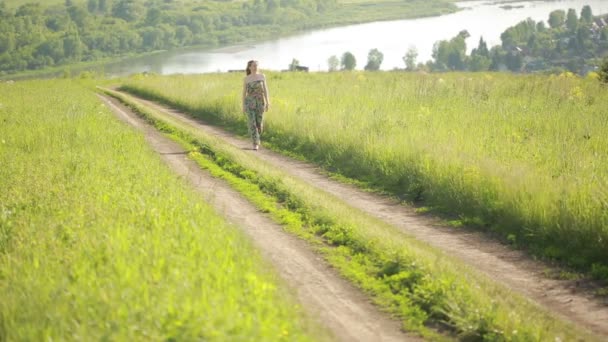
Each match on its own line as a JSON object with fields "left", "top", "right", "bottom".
{"left": 114, "top": 91, "right": 608, "bottom": 338}
{"left": 99, "top": 94, "right": 419, "bottom": 342}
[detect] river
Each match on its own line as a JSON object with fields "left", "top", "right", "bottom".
{"left": 104, "top": 0, "right": 608, "bottom": 75}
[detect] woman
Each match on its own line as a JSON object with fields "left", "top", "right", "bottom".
{"left": 242, "top": 60, "right": 270, "bottom": 150}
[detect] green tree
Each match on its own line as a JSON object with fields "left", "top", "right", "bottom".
{"left": 501, "top": 19, "right": 536, "bottom": 48}
{"left": 447, "top": 50, "right": 464, "bottom": 70}
{"left": 35, "top": 38, "right": 64, "bottom": 64}
{"left": 158, "top": 24, "right": 176, "bottom": 48}
{"left": 432, "top": 31, "right": 468, "bottom": 70}
{"left": 489, "top": 46, "right": 505, "bottom": 71}
{"left": 87, "top": 0, "right": 97, "bottom": 13}
{"left": 266, "top": 0, "right": 279, "bottom": 11}
{"left": 141, "top": 27, "right": 166, "bottom": 50}
{"left": 449, "top": 31, "right": 468, "bottom": 70}
{"left": 63, "top": 33, "right": 83, "bottom": 61}
{"left": 580, "top": 5, "right": 593, "bottom": 24}
{"left": 505, "top": 51, "right": 523, "bottom": 72}
{"left": 566, "top": 8, "right": 578, "bottom": 32}
{"left": 117, "top": 28, "right": 142, "bottom": 50}
{"left": 533, "top": 32, "right": 555, "bottom": 58}
{"left": 548, "top": 10, "right": 565, "bottom": 29}
{"left": 112, "top": 0, "right": 142, "bottom": 22}
{"left": 341, "top": 51, "right": 356, "bottom": 70}
{"left": 0, "top": 32, "right": 15, "bottom": 54}
{"left": 289, "top": 58, "right": 300, "bottom": 71}
{"left": 0, "top": 1, "right": 7, "bottom": 17}
{"left": 364, "top": 48, "right": 383, "bottom": 71}
{"left": 46, "top": 12, "right": 69, "bottom": 31}
{"left": 475, "top": 37, "right": 489, "bottom": 57}
{"left": 68, "top": 5, "right": 89, "bottom": 27}
{"left": 469, "top": 54, "right": 491, "bottom": 71}
{"left": 175, "top": 26, "right": 192, "bottom": 46}
{"left": 470, "top": 37, "right": 490, "bottom": 71}
{"left": 12, "top": 17, "right": 45, "bottom": 48}
{"left": 599, "top": 58, "right": 608, "bottom": 84}
{"left": 536, "top": 21, "right": 547, "bottom": 33}
{"left": 327, "top": 55, "right": 339, "bottom": 71}
{"left": 403, "top": 46, "right": 418, "bottom": 71}
{"left": 527, "top": 34, "right": 538, "bottom": 51}
{"left": 98, "top": 0, "right": 109, "bottom": 13}
{"left": 576, "top": 25, "right": 591, "bottom": 51}
{"left": 432, "top": 40, "right": 449, "bottom": 69}
{"left": 16, "top": 3, "right": 42, "bottom": 17}
{"left": 145, "top": 7, "right": 162, "bottom": 26}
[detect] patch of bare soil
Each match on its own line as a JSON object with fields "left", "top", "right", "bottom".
{"left": 99, "top": 94, "right": 419, "bottom": 342}
{"left": 118, "top": 92, "right": 608, "bottom": 338}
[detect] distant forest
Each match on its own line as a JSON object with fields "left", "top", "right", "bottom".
{"left": 425, "top": 6, "right": 608, "bottom": 74}
{"left": 0, "top": 0, "right": 456, "bottom": 75}
{"left": 0, "top": 0, "right": 338, "bottom": 74}
{"left": 2, "top": 1, "right": 605, "bottom": 76}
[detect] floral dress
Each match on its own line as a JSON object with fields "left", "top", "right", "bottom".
{"left": 244, "top": 80, "right": 265, "bottom": 145}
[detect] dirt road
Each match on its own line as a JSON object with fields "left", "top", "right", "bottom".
{"left": 112, "top": 91, "right": 608, "bottom": 338}
{"left": 99, "top": 94, "right": 419, "bottom": 342}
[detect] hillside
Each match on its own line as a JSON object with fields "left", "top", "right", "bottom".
{"left": 0, "top": 0, "right": 456, "bottom": 75}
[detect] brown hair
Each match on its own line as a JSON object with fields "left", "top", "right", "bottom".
{"left": 246, "top": 60, "right": 257, "bottom": 75}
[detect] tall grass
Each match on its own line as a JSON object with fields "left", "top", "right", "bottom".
{"left": 121, "top": 71, "right": 608, "bottom": 279}
{"left": 0, "top": 79, "right": 320, "bottom": 341}
{"left": 105, "top": 87, "right": 599, "bottom": 341}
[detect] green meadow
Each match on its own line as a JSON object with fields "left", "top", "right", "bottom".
{"left": 0, "top": 80, "right": 320, "bottom": 341}
{"left": 120, "top": 71, "right": 608, "bottom": 280}
{"left": 103, "top": 87, "right": 597, "bottom": 340}
{"left": 2, "top": 69, "right": 606, "bottom": 340}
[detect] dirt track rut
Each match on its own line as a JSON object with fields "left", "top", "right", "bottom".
{"left": 113, "top": 91, "right": 608, "bottom": 338}
{"left": 99, "top": 94, "right": 419, "bottom": 342}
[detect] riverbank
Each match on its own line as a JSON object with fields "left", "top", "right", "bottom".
{"left": 0, "top": 0, "right": 458, "bottom": 80}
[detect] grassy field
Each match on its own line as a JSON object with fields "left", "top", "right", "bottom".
{"left": 0, "top": 79, "right": 321, "bottom": 341}
{"left": 103, "top": 87, "right": 598, "bottom": 340}
{"left": 120, "top": 71, "right": 608, "bottom": 281}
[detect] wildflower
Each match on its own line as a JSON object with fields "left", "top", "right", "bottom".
{"left": 569, "top": 86, "right": 584, "bottom": 100}
{"left": 559, "top": 71, "right": 576, "bottom": 79}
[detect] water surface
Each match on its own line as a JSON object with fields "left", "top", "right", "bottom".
{"left": 104, "top": 0, "right": 608, "bottom": 74}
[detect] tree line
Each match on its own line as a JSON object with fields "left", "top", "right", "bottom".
{"left": 322, "top": 6, "right": 608, "bottom": 75}
{"left": 424, "top": 6, "right": 607, "bottom": 74}
{"left": 0, "top": 0, "right": 338, "bottom": 74}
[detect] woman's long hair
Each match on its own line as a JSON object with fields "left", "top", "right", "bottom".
{"left": 246, "top": 60, "right": 257, "bottom": 75}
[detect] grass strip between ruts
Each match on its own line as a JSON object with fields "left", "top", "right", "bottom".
{"left": 101, "top": 87, "right": 599, "bottom": 341}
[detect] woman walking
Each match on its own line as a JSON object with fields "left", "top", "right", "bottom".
{"left": 242, "top": 60, "right": 270, "bottom": 150}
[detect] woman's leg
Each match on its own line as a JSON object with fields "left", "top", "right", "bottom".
{"left": 246, "top": 110, "right": 260, "bottom": 148}
{"left": 255, "top": 111, "right": 264, "bottom": 138}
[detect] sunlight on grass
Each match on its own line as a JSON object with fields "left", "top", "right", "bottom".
{"left": 0, "top": 79, "right": 320, "bottom": 341}
{"left": 106, "top": 87, "right": 600, "bottom": 341}
{"left": 121, "top": 71, "right": 608, "bottom": 279}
